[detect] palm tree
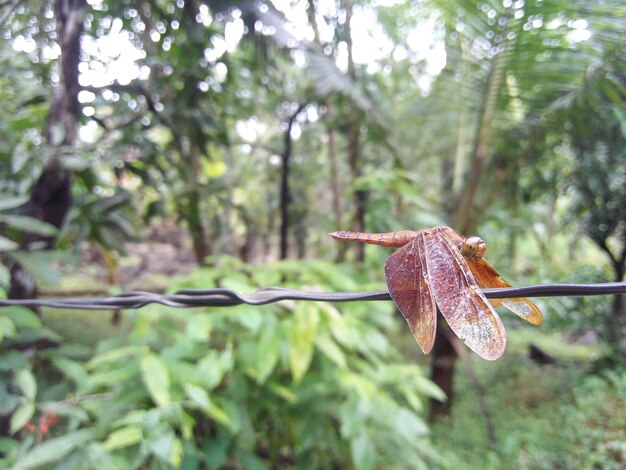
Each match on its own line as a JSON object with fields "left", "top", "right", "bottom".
{"left": 420, "top": 0, "right": 626, "bottom": 416}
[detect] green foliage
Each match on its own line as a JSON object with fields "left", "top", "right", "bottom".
{"left": 559, "top": 371, "right": 626, "bottom": 469}
{"left": 567, "top": 100, "right": 626, "bottom": 251}
{"left": 0, "top": 37, "right": 49, "bottom": 195}
{"left": 12, "top": 429, "right": 99, "bottom": 469}
{"left": 0, "top": 305, "right": 63, "bottom": 459}
{"left": 2, "top": 0, "right": 626, "bottom": 468}
{"left": 0, "top": 192, "right": 62, "bottom": 287}
{"left": 546, "top": 264, "right": 613, "bottom": 337}
{"left": 431, "top": 332, "right": 626, "bottom": 469}
{"left": 2, "top": 261, "right": 443, "bottom": 469}
{"left": 61, "top": 190, "right": 136, "bottom": 253}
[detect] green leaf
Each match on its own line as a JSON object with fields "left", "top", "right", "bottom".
{"left": 62, "top": 155, "right": 90, "bottom": 171}
{"left": 0, "top": 235, "right": 18, "bottom": 252}
{"left": 287, "top": 303, "right": 319, "bottom": 383}
{"left": 315, "top": 335, "right": 347, "bottom": 369}
{"left": 0, "top": 317, "right": 16, "bottom": 342}
{"left": 217, "top": 398, "right": 241, "bottom": 434}
{"left": 12, "top": 428, "right": 97, "bottom": 469}
{"left": 9, "top": 402, "right": 35, "bottom": 434}
{"left": 0, "top": 215, "right": 57, "bottom": 236}
{"left": 391, "top": 408, "right": 428, "bottom": 437}
{"left": 256, "top": 326, "right": 281, "bottom": 383}
{"left": 17, "top": 369, "right": 37, "bottom": 401}
{"left": 103, "top": 425, "right": 142, "bottom": 451}
{"left": 205, "top": 402, "right": 232, "bottom": 429}
{"left": 53, "top": 404, "right": 89, "bottom": 424}
{"left": 10, "top": 251, "right": 59, "bottom": 285}
{"left": 203, "top": 433, "right": 228, "bottom": 468}
{"left": 0, "top": 391, "right": 20, "bottom": 416}
{"left": 141, "top": 354, "right": 171, "bottom": 406}
{"left": 87, "top": 345, "right": 142, "bottom": 370}
{"left": 51, "top": 356, "right": 88, "bottom": 389}
{"left": 8, "top": 106, "right": 46, "bottom": 132}
{"left": 86, "top": 363, "right": 138, "bottom": 389}
{"left": 184, "top": 384, "right": 231, "bottom": 429}
{"left": 196, "top": 348, "right": 233, "bottom": 390}
{"left": 185, "top": 314, "right": 213, "bottom": 341}
{"left": 0, "top": 351, "right": 28, "bottom": 371}
{"left": 413, "top": 377, "right": 446, "bottom": 402}
{"left": 0, "top": 194, "right": 28, "bottom": 212}
{"left": 85, "top": 442, "right": 120, "bottom": 469}
{"left": 12, "top": 143, "right": 30, "bottom": 174}
{"left": 323, "top": 305, "right": 355, "bottom": 347}
{"left": 147, "top": 429, "right": 183, "bottom": 467}
{"left": 0, "top": 263, "right": 10, "bottom": 287}
{"left": 398, "top": 384, "right": 423, "bottom": 414}
{"left": 267, "top": 383, "right": 297, "bottom": 403}
{"left": 184, "top": 384, "right": 211, "bottom": 410}
{"left": 0, "top": 437, "right": 21, "bottom": 462}
{"left": 52, "top": 444, "right": 89, "bottom": 469}
{"left": 1, "top": 306, "right": 42, "bottom": 329}
{"left": 113, "top": 410, "right": 147, "bottom": 428}
{"left": 237, "top": 449, "right": 268, "bottom": 470}
{"left": 351, "top": 431, "right": 375, "bottom": 470}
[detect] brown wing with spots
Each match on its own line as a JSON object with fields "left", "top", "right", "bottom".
{"left": 384, "top": 233, "right": 437, "bottom": 354}
{"left": 424, "top": 228, "right": 507, "bottom": 361}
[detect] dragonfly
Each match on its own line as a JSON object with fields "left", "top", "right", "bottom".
{"left": 330, "top": 226, "right": 542, "bottom": 360}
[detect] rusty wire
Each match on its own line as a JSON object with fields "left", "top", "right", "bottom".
{"left": 0, "top": 282, "right": 625, "bottom": 311}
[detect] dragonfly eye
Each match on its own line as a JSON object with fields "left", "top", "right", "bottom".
{"left": 462, "top": 236, "right": 487, "bottom": 259}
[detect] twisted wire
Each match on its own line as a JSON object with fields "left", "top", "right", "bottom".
{"left": 0, "top": 283, "right": 625, "bottom": 310}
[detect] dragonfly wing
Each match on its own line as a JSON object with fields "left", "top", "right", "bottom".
{"left": 424, "top": 229, "right": 507, "bottom": 361}
{"left": 466, "top": 257, "right": 543, "bottom": 325}
{"left": 384, "top": 233, "right": 437, "bottom": 354}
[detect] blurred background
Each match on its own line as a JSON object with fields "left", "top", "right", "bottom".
{"left": 1, "top": 0, "right": 625, "bottom": 468}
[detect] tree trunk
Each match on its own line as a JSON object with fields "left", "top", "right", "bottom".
{"left": 238, "top": 212, "right": 256, "bottom": 263}
{"left": 187, "top": 186, "right": 209, "bottom": 265}
{"left": 343, "top": 0, "right": 366, "bottom": 263}
{"left": 430, "top": 42, "right": 509, "bottom": 418}
{"left": 279, "top": 149, "right": 291, "bottom": 260}
{"left": 429, "top": 158, "right": 460, "bottom": 420}
{"left": 327, "top": 117, "right": 351, "bottom": 262}
{"left": 440, "top": 159, "right": 454, "bottom": 219}
{"left": 593, "top": 237, "right": 626, "bottom": 353}
{"left": 429, "top": 322, "right": 456, "bottom": 420}
{"left": 279, "top": 104, "right": 306, "bottom": 260}
{"left": 8, "top": 0, "right": 85, "bottom": 300}
{"left": 185, "top": 143, "right": 210, "bottom": 265}
{"left": 327, "top": 125, "right": 341, "bottom": 230}
{"left": 346, "top": 120, "right": 366, "bottom": 263}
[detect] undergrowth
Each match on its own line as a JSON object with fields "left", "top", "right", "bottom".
{"left": 431, "top": 330, "right": 626, "bottom": 469}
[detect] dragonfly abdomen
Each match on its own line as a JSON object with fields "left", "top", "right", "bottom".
{"left": 329, "top": 230, "right": 419, "bottom": 247}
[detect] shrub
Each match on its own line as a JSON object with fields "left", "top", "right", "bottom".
{"left": 1, "top": 259, "right": 443, "bottom": 469}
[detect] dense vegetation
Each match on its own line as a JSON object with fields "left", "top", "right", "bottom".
{"left": 1, "top": 0, "right": 625, "bottom": 468}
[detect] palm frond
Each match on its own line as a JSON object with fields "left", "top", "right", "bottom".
{"left": 304, "top": 52, "right": 374, "bottom": 115}
{"left": 233, "top": 2, "right": 381, "bottom": 120}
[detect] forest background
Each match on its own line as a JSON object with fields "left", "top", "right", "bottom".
{"left": 1, "top": 0, "right": 625, "bottom": 468}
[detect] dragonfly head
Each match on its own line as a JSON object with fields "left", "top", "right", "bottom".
{"left": 462, "top": 236, "right": 487, "bottom": 259}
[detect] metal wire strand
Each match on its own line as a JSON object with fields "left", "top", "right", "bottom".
{"left": 0, "top": 282, "right": 625, "bottom": 311}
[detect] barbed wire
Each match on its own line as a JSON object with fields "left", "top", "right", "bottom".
{"left": 0, "top": 282, "right": 625, "bottom": 311}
